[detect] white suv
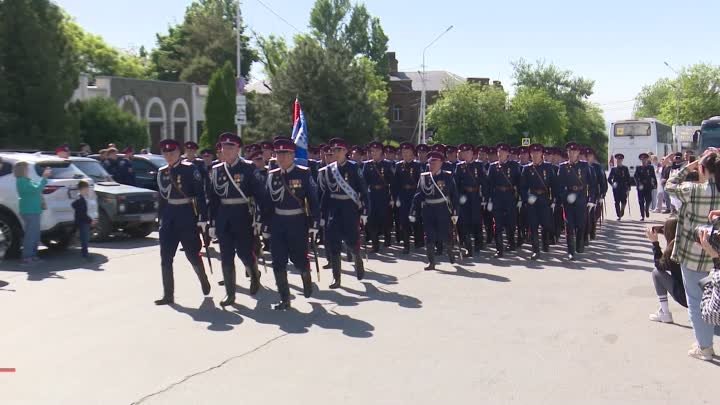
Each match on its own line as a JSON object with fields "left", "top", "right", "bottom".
{"left": 0, "top": 152, "right": 98, "bottom": 259}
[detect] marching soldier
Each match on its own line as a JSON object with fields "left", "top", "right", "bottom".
{"left": 487, "top": 143, "right": 521, "bottom": 258}
{"left": 556, "top": 142, "right": 597, "bottom": 260}
{"left": 261, "top": 139, "right": 320, "bottom": 310}
{"left": 520, "top": 144, "right": 557, "bottom": 260}
{"left": 585, "top": 148, "right": 607, "bottom": 241}
{"left": 417, "top": 144, "right": 430, "bottom": 167}
{"left": 410, "top": 151, "right": 459, "bottom": 270}
{"left": 321, "top": 138, "right": 368, "bottom": 289}
{"left": 384, "top": 145, "right": 398, "bottom": 163}
{"left": 446, "top": 145, "right": 459, "bottom": 167}
{"left": 154, "top": 139, "right": 211, "bottom": 305}
{"left": 634, "top": 152, "right": 656, "bottom": 220}
{"left": 317, "top": 145, "right": 335, "bottom": 269}
{"left": 392, "top": 143, "right": 423, "bottom": 254}
{"left": 208, "top": 133, "right": 265, "bottom": 306}
{"left": 184, "top": 141, "right": 210, "bottom": 197}
{"left": 454, "top": 143, "right": 487, "bottom": 256}
{"left": 363, "top": 141, "right": 395, "bottom": 252}
{"left": 260, "top": 141, "right": 274, "bottom": 164}
{"left": 607, "top": 153, "right": 632, "bottom": 220}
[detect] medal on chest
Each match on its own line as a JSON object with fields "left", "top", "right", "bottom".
{"left": 233, "top": 173, "right": 243, "bottom": 184}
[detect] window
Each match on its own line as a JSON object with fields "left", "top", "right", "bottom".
{"left": 614, "top": 122, "right": 650, "bottom": 137}
{"left": 34, "top": 161, "right": 86, "bottom": 179}
{"left": 0, "top": 162, "right": 11, "bottom": 177}
{"left": 393, "top": 105, "right": 402, "bottom": 122}
{"left": 656, "top": 123, "right": 673, "bottom": 144}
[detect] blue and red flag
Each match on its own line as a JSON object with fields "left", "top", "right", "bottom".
{"left": 290, "top": 98, "right": 308, "bottom": 162}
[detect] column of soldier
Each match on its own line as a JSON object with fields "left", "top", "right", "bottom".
{"left": 155, "top": 134, "right": 661, "bottom": 312}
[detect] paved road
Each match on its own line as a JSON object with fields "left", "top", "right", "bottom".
{"left": 1, "top": 194, "right": 718, "bottom": 405}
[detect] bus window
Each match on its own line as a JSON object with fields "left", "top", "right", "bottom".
{"left": 614, "top": 122, "right": 650, "bottom": 137}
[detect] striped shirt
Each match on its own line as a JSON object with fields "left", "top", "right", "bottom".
{"left": 664, "top": 166, "right": 719, "bottom": 273}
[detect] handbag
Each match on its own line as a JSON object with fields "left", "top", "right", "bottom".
{"left": 700, "top": 269, "right": 720, "bottom": 326}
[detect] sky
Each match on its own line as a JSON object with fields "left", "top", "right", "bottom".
{"left": 55, "top": 0, "right": 720, "bottom": 123}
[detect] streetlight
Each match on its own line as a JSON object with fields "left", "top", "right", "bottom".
{"left": 418, "top": 25, "right": 454, "bottom": 144}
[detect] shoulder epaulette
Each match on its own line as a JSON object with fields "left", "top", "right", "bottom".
{"left": 296, "top": 164, "right": 309, "bottom": 171}
{"left": 212, "top": 162, "right": 225, "bottom": 169}
{"left": 181, "top": 161, "right": 193, "bottom": 166}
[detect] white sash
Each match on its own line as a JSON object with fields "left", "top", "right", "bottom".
{"left": 329, "top": 161, "right": 361, "bottom": 207}
{"left": 223, "top": 160, "right": 249, "bottom": 201}
{"left": 428, "top": 172, "right": 452, "bottom": 213}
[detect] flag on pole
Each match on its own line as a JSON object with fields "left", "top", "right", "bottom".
{"left": 291, "top": 98, "right": 308, "bottom": 162}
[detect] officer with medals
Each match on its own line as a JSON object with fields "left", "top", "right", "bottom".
{"left": 607, "top": 153, "right": 632, "bottom": 220}
{"left": 634, "top": 152, "right": 656, "bottom": 220}
{"left": 321, "top": 138, "right": 368, "bottom": 288}
{"left": 261, "top": 139, "right": 319, "bottom": 310}
{"left": 154, "top": 139, "right": 211, "bottom": 305}
{"left": 207, "top": 133, "right": 265, "bottom": 306}
{"left": 317, "top": 145, "right": 335, "bottom": 269}
{"left": 454, "top": 143, "right": 487, "bottom": 257}
{"left": 520, "top": 144, "right": 557, "bottom": 260}
{"left": 487, "top": 143, "right": 521, "bottom": 258}
{"left": 549, "top": 147, "right": 564, "bottom": 245}
{"left": 557, "top": 142, "right": 597, "bottom": 260}
{"left": 362, "top": 141, "right": 395, "bottom": 252}
{"left": 184, "top": 141, "right": 210, "bottom": 198}
{"left": 410, "top": 151, "right": 459, "bottom": 270}
{"left": 392, "top": 143, "right": 423, "bottom": 254}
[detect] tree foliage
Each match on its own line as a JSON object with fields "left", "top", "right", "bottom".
{"left": 66, "top": 98, "right": 148, "bottom": 151}
{"left": 200, "top": 61, "right": 236, "bottom": 149}
{"left": 512, "top": 87, "right": 568, "bottom": 145}
{"left": 427, "top": 83, "right": 514, "bottom": 146}
{"left": 63, "top": 18, "right": 150, "bottom": 79}
{"left": 243, "top": 92, "right": 289, "bottom": 144}
{"left": 635, "top": 63, "right": 720, "bottom": 125}
{"left": 150, "top": 0, "right": 256, "bottom": 84}
{"left": 0, "top": 0, "right": 79, "bottom": 148}
{"left": 256, "top": 34, "right": 288, "bottom": 78}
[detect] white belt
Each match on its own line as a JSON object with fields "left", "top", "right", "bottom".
{"left": 425, "top": 197, "right": 446, "bottom": 205}
{"left": 330, "top": 194, "right": 352, "bottom": 200}
{"left": 275, "top": 208, "right": 304, "bottom": 216}
{"left": 167, "top": 198, "right": 191, "bottom": 205}
{"left": 220, "top": 198, "right": 249, "bottom": 205}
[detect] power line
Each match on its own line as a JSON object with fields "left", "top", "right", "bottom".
{"left": 253, "top": 0, "right": 303, "bottom": 33}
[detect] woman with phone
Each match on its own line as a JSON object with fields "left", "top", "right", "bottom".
{"left": 646, "top": 218, "right": 686, "bottom": 324}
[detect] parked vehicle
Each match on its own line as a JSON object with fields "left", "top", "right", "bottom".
{"left": 70, "top": 157, "right": 159, "bottom": 241}
{"left": 0, "top": 153, "right": 98, "bottom": 259}
{"left": 89, "top": 153, "right": 166, "bottom": 191}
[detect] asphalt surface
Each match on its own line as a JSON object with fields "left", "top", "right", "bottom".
{"left": 1, "top": 193, "right": 718, "bottom": 405}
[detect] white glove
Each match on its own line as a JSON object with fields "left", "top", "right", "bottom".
{"left": 262, "top": 232, "right": 271, "bottom": 240}
{"left": 197, "top": 221, "right": 206, "bottom": 229}
{"left": 389, "top": 200, "right": 395, "bottom": 208}
{"left": 409, "top": 215, "right": 416, "bottom": 223}
{"left": 551, "top": 203, "right": 556, "bottom": 210}
{"left": 320, "top": 219, "right": 326, "bottom": 227}
{"left": 451, "top": 215, "right": 459, "bottom": 224}
{"left": 396, "top": 199, "right": 401, "bottom": 208}
{"left": 481, "top": 202, "right": 487, "bottom": 209}
{"left": 516, "top": 201, "right": 522, "bottom": 209}
{"left": 360, "top": 215, "right": 368, "bottom": 225}
{"left": 587, "top": 202, "right": 596, "bottom": 209}
{"left": 309, "top": 228, "right": 319, "bottom": 237}
{"left": 487, "top": 201, "right": 493, "bottom": 212}
{"left": 612, "top": 182, "right": 618, "bottom": 189}
{"left": 208, "top": 227, "right": 216, "bottom": 239}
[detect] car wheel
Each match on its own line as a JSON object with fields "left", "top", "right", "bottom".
{"left": 42, "top": 232, "right": 76, "bottom": 251}
{"left": 0, "top": 211, "right": 22, "bottom": 259}
{"left": 126, "top": 222, "right": 154, "bottom": 238}
{"left": 91, "top": 211, "right": 112, "bottom": 242}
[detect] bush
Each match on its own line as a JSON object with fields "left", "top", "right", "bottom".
{"left": 66, "top": 98, "right": 148, "bottom": 151}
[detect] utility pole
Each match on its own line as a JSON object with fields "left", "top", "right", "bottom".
{"left": 418, "top": 25, "right": 453, "bottom": 144}
{"left": 664, "top": 61, "right": 681, "bottom": 126}
{"left": 235, "top": 2, "right": 247, "bottom": 139}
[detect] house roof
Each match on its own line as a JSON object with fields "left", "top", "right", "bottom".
{"left": 390, "top": 70, "right": 465, "bottom": 92}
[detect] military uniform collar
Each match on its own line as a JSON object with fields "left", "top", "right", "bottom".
{"left": 281, "top": 164, "right": 295, "bottom": 174}
{"left": 228, "top": 156, "right": 242, "bottom": 168}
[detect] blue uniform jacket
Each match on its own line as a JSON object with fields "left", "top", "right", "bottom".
{"left": 261, "top": 164, "right": 320, "bottom": 227}
{"left": 557, "top": 160, "right": 597, "bottom": 203}
{"left": 208, "top": 157, "right": 265, "bottom": 229}
{"left": 157, "top": 160, "right": 207, "bottom": 222}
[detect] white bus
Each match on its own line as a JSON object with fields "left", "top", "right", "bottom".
{"left": 608, "top": 118, "right": 674, "bottom": 176}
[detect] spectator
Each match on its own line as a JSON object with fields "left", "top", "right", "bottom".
{"left": 664, "top": 149, "right": 720, "bottom": 361}
{"left": 78, "top": 143, "right": 92, "bottom": 157}
{"left": 72, "top": 180, "right": 94, "bottom": 260}
{"left": 661, "top": 153, "right": 683, "bottom": 214}
{"left": 646, "top": 218, "right": 686, "bottom": 323}
{"left": 650, "top": 155, "right": 660, "bottom": 211}
{"left": 14, "top": 161, "right": 51, "bottom": 264}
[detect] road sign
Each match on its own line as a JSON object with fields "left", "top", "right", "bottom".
{"left": 521, "top": 138, "right": 530, "bottom": 146}
{"left": 235, "top": 95, "right": 247, "bottom": 124}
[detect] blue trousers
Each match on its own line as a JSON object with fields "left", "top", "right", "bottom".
{"left": 422, "top": 203, "right": 450, "bottom": 244}
{"left": 21, "top": 213, "right": 41, "bottom": 260}
{"left": 78, "top": 223, "right": 90, "bottom": 257}
{"left": 326, "top": 200, "right": 360, "bottom": 256}
{"left": 271, "top": 215, "right": 309, "bottom": 273}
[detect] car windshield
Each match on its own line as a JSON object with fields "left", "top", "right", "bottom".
{"left": 144, "top": 155, "right": 167, "bottom": 168}
{"left": 614, "top": 122, "right": 651, "bottom": 137}
{"left": 701, "top": 126, "right": 720, "bottom": 151}
{"left": 34, "top": 161, "right": 86, "bottom": 179}
{"left": 73, "top": 160, "right": 112, "bottom": 182}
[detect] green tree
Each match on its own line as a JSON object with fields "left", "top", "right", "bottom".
{"left": 635, "top": 63, "right": 720, "bottom": 125}
{"left": 63, "top": 18, "right": 150, "bottom": 79}
{"left": 243, "top": 92, "right": 289, "bottom": 144}
{"left": 427, "top": 83, "right": 514, "bottom": 145}
{"left": 150, "top": 0, "right": 256, "bottom": 84}
{"left": 200, "top": 61, "right": 236, "bottom": 149}
{"left": 368, "top": 17, "right": 389, "bottom": 78}
{"left": 511, "top": 87, "right": 569, "bottom": 145}
{"left": 256, "top": 34, "right": 288, "bottom": 78}
{"left": 66, "top": 98, "right": 148, "bottom": 151}
{"left": 0, "top": 0, "right": 79, "bottom": 148}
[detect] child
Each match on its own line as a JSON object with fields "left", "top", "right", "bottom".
{"left": 72, "top": 181, "right": 93, "bottom": 259}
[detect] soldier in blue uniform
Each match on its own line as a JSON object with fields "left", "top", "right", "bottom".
{"left": 487, "top": 143, "right": 521, "bottom": 258}
{"left": 317, "top": 145, "right": 335, "bottom": 270}
{"left": 584, "top": 148, "right": 607, "bottom": 242}
{"left": 446, "top": 145, "right": 459, "bottom": 168}
{"left": 392, "top": 143, "right": 423, "bottom": 254}
{"left": 108, "top": 147, "right": 135, "bottom": 186}
{"left": 520, "top": 144, "right": 557, "bottom": 260}
{"left": 207, "top": 133, "right": 265, "bottom": 306}
{"left": 607, "top": 153, "right": 632, "bottom": 220}
{"left": 321, "top": 138, "right": 368, "bottom": 289}
{"left": 410, "top": 151, "right": 459, "bottom": 270}
{"left": 634, "top": 152, "right": 656, "bottom": 220}
{"left": 154, "top": 139, "right": 211, "bottom": 305}
{"left": 454, "top": 143, "right": 487, "bottom": 257}
{"left": 557, "top": 142, "right": 597, "bottom": 260}
{"left": 261, "top": 139, "right": 320, "bottom": 310}
{"left": 260, "top": 141, "right": 274, "bottom": 165}
{"left": 184, "top": 141, "right": 210, "bottom": 197}
{"left": 417, "top": 144, "right": 430, "bottom": 167}
{"left": 479, "top": 146, "right": 494, "bottom": 245}
{"left": 362, "top": 141, "right": 395, "bottom": 252}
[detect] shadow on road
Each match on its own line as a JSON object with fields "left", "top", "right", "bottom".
{"left": 170, "top": 297, "right": 243, "bottom": 332}
{"left": 90, "top": 235, "right": 158, "bottom": 250}
{"left": 435, "top": 266, "right": 511, "bottom": 282}
{"left": 0, "top": 250, "right": 108, "bottom": 281}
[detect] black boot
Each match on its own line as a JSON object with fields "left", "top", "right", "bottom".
{"left": 566, "top": 231, "right": 576, "bottom": 261}
{"left": 193, "top": 263, "right": 211, "bottom": 296}
{"left": 354, "top": 248, "right": 365, "bottom": 280}
{"left": 541, "top": 230, "right": 550, "bottom": 253}
{"left": 154, "top": 297, "right": 174, "bottom": 305}
{"left": 615, "top": 202, "right": 621, "bottom": 220}
{"left": 372, "top": 239, "right": 380, "bottom": 253}
{"left": 494, "top": 230, "right": 504, "bottom": 258}
{"left": 301, "top": 271, "right": 313, "bottom": 298}
{"left": 436, "top": 241, "right": 443, "bottom": 255}
{"left": 531, "top": 232, "right": 540, "bottom": 260}
{"left": 448, "top": 245, "right": 456, "bottom": 264}
{"left": 507, "top": 229, "right": 516, "bottom": 252}
{"left": 424, "top": 249, "right": 436, "bottom": 270}
{"left": 273, "top": 269, "right": 292, "bottom": 310}
{"left": 248, "top": 264, "right": 261, "bottom": 295}
{"left": 402, "top": 234, "right": 410, "bottom": 255}
{"left": 575, "top": 232, "right": 585, "bottom": 254}
{"left": 220, "top": 264, "right": 236, "bottom": 307}
{"left": 322, "top": 260, "right": 332, "bottom": 269}
{"left": 156, "top": 264, "right": 175, "bottom": 305}
{"left": 329, "top": 255, "right": 342, "bottom": 289}
{"left": 463, "top": 237, "right": 473, "bottom": 258}
{"left": 475, "top": 230, "right": 485, "bottom": 252}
